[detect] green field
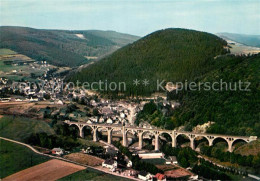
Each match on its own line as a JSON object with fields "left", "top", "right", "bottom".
{"left": 0, "top": 139, "right": 50, "bottom": 178}
{"left": 58, "top": 167, "right": 130, "bottom": 181}
{"left": 0, "top": 48, "right": 17, "bottom": 55}
{"left": 0, "top": 116, "right": 55, "bottom": 142}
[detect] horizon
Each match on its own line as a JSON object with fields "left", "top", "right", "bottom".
{"left": 1, "top": 25, "right": 260, "bottom": 37}
{"left": 1, "top": 0, "right": 260, "bottom": 36}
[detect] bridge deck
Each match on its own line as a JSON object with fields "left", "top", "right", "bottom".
{"left": 66, "top": 121, "right": 253, "bottom": 139}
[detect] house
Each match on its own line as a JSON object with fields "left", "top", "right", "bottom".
{"left": 126, "top": 160, "right": 132, "bottom": 168}
{"left": 87, "top": 120, "right": 92, "bottom": 124}
{"left": 99, "top": 117, "right": 105, "bottom": 123}
{"left": 55, "top": 100, "right": 63, "bottom": 105}
{"left": 166, "top": 156, "right": 178, "bottom": 164}
{"left": 52, "top": 148, "right": 64, "bottom": 155}
{"left": 169, "top": 156, "right": 178, "bottom": 164}
{"left": 29, "top": 96, "right": 39, "bottom": 102}
{"left": 107, "top": 118, "right": 113, "bottom": 124}
{"left": 155, "top": 173, "right": 166, "bottom": 181}
{"left": 82, "top": 147, "right": 93, "bottom": 154}
{"left": 138, "top": 171, "right": 153, "bottom": 181}
{"left": 102, "top": 158, "right": 117, "bottom": 169}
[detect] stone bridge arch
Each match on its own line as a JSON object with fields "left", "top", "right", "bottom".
{"left": 175, "top": 132, "right": 194, "bottom": 149}
{"left": 231, "top": 138, "right": 249, "bottom": 152}
{"left": 158, "top": 131, "right": 175, "bottom": 148}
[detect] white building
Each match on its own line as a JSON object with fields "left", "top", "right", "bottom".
{"left": 52, "top": 148, "right": 64, "bottom": 155}
{"left": 138, "top": 171, "right": 153, "bottom": 181}
{"left": 102, "top": 159, "right": 117, "bottom": 169}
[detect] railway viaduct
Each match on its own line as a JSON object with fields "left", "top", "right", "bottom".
{"left": 64, "top": 120, "right": 257, "bottom": 152}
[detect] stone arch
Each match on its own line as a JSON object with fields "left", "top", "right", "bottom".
{"left": 159, "top": 132, "right": 174, "bottom": 146}
{"left": 138, "top": 130, "right": 156, "bottom": 150}
{"left": 211, "top": 137, "right": 230, "bottom": 151}
{"left": 193, "top": 135, "right": 210, "bottom": 151}
{"left": 175, "top": 133, "right": 192, "bottom": 148}
{"left": 68, "top": 123, "right": 80, "bottom": 137}
{"left": 125, "top": 129, "right": 138, "bottom": 147}
{"left": 82, "top": 125, "right": 94, "bottom": 139}
{"left": 231, "top": 138, "right": 248, "bottom": 151}
{"left": 96, "top": 126, "right": 109, "bottom": 142}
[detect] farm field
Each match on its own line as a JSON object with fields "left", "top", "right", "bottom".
{"left": 0, "top": 139, "right": 50, "bottom": 179}
{"left": 0, "top": 116, "right": 55, "bottom": 142}
{"left": 64, "top": 153, "right": 104, "bottom": 166}
{"left": 58, "top": 167, "right": 131, "bottom": 181}
{"left": 0, "top": 48, "right": 71, "bottom": 81}
{"left": 3, "top": 159, "right": 85, "bottom": 181}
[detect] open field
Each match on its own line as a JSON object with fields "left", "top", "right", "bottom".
{"left": 58, "top": 167, "right": 131, "bottom": 181}
{"left": 3, "top": 159, "right": 85, "bottom": 181}
{"left": 64, "top": 153, "right": 104, "bottom": 166}
{"left": 0, "top": 139, "right": 50, "bottom": 178}
{"left": 0, "top": 101, "right": 66, "bottom": 119}
{"left": 0, "top": 49, "right": 17, "bottom": 55}
{"left": 0, "top": 116, "right": 55, "bottom": 142}
{"left": 0, "top": 48, "right": 71, "bottom": 81}
{"left": 156, "top": 164, "right": 177, "bottom": 171}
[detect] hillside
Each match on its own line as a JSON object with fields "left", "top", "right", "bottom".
{"left": 69, "top": 28, "right": 228, "bottom": 96}
{"left": 168, "top": 54, "right": 260, "bottom": 137}
{"left": 0, "top": 116, "right": 55, "bottom": 142}
{"left": 0, "top": 26, "right": 139, "bottom": 67}
{"left": 217, "top": 33, "right": 260, "bottom": 47}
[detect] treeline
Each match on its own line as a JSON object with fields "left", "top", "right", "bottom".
{"left": 25, "top": 132, "right": 80, "bottom": 150}
{"left": 160, "top": 144, "right": 198, "bottom": 168}
{"left": 192, "top": 159, "right": 231, "bottom": 180}
{"left": 136, "top": 100, "right": 176, "bottom": 129}
{"left": 201, "top": 145, "right": 260, "bottom": 170}
{"left": 113, "top": 141, "right": 162, "bottom": 174}
{"left": 69, "top": 28, "right": 228, "bottom": 96}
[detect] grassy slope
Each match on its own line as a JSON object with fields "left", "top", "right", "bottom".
{"left": 0, "top": 26, "right": 139, "bottom": 67}
{"left": 234, "top": 140, "right": 260, "bottom": 156}
{"left": 0, "top": 139, "right": 50, "bottom": 178}
{"left": 0, "top": 116, "right": 55, "bottom": 142}
{"left": 70, "top": 28, "right": 227, "bottom": 96}
{"left": 0, "top": 48, "right": 17, "bottom": 55}
{"left": 58, "top": 168, "right": 130, "bottom": 181}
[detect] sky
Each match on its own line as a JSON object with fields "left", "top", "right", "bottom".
{"left": 1, "top": 0, "right": 260, "bottom": 36}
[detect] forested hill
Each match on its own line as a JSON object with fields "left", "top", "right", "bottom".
{"left": 168, "top": 54, "right": 260, "bottom": 136}
{"left": 69, "top": 28, "right": 228, "bottom": 96}
{"left": 0, "top": 26, "right": 139, "bottom": 67}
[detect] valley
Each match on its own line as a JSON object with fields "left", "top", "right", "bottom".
{"left": 0, "top": 27, "right": 259, "bottom": 181}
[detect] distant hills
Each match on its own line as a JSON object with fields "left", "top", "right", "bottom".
{"left": 217, "top": 32, "right": 260, "bottom": 47}
{"left": 69, "top": 28, "right": 228, "bottom": 96}
{"left": 0, "top": 26, "right": 139, "bottom": 67}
